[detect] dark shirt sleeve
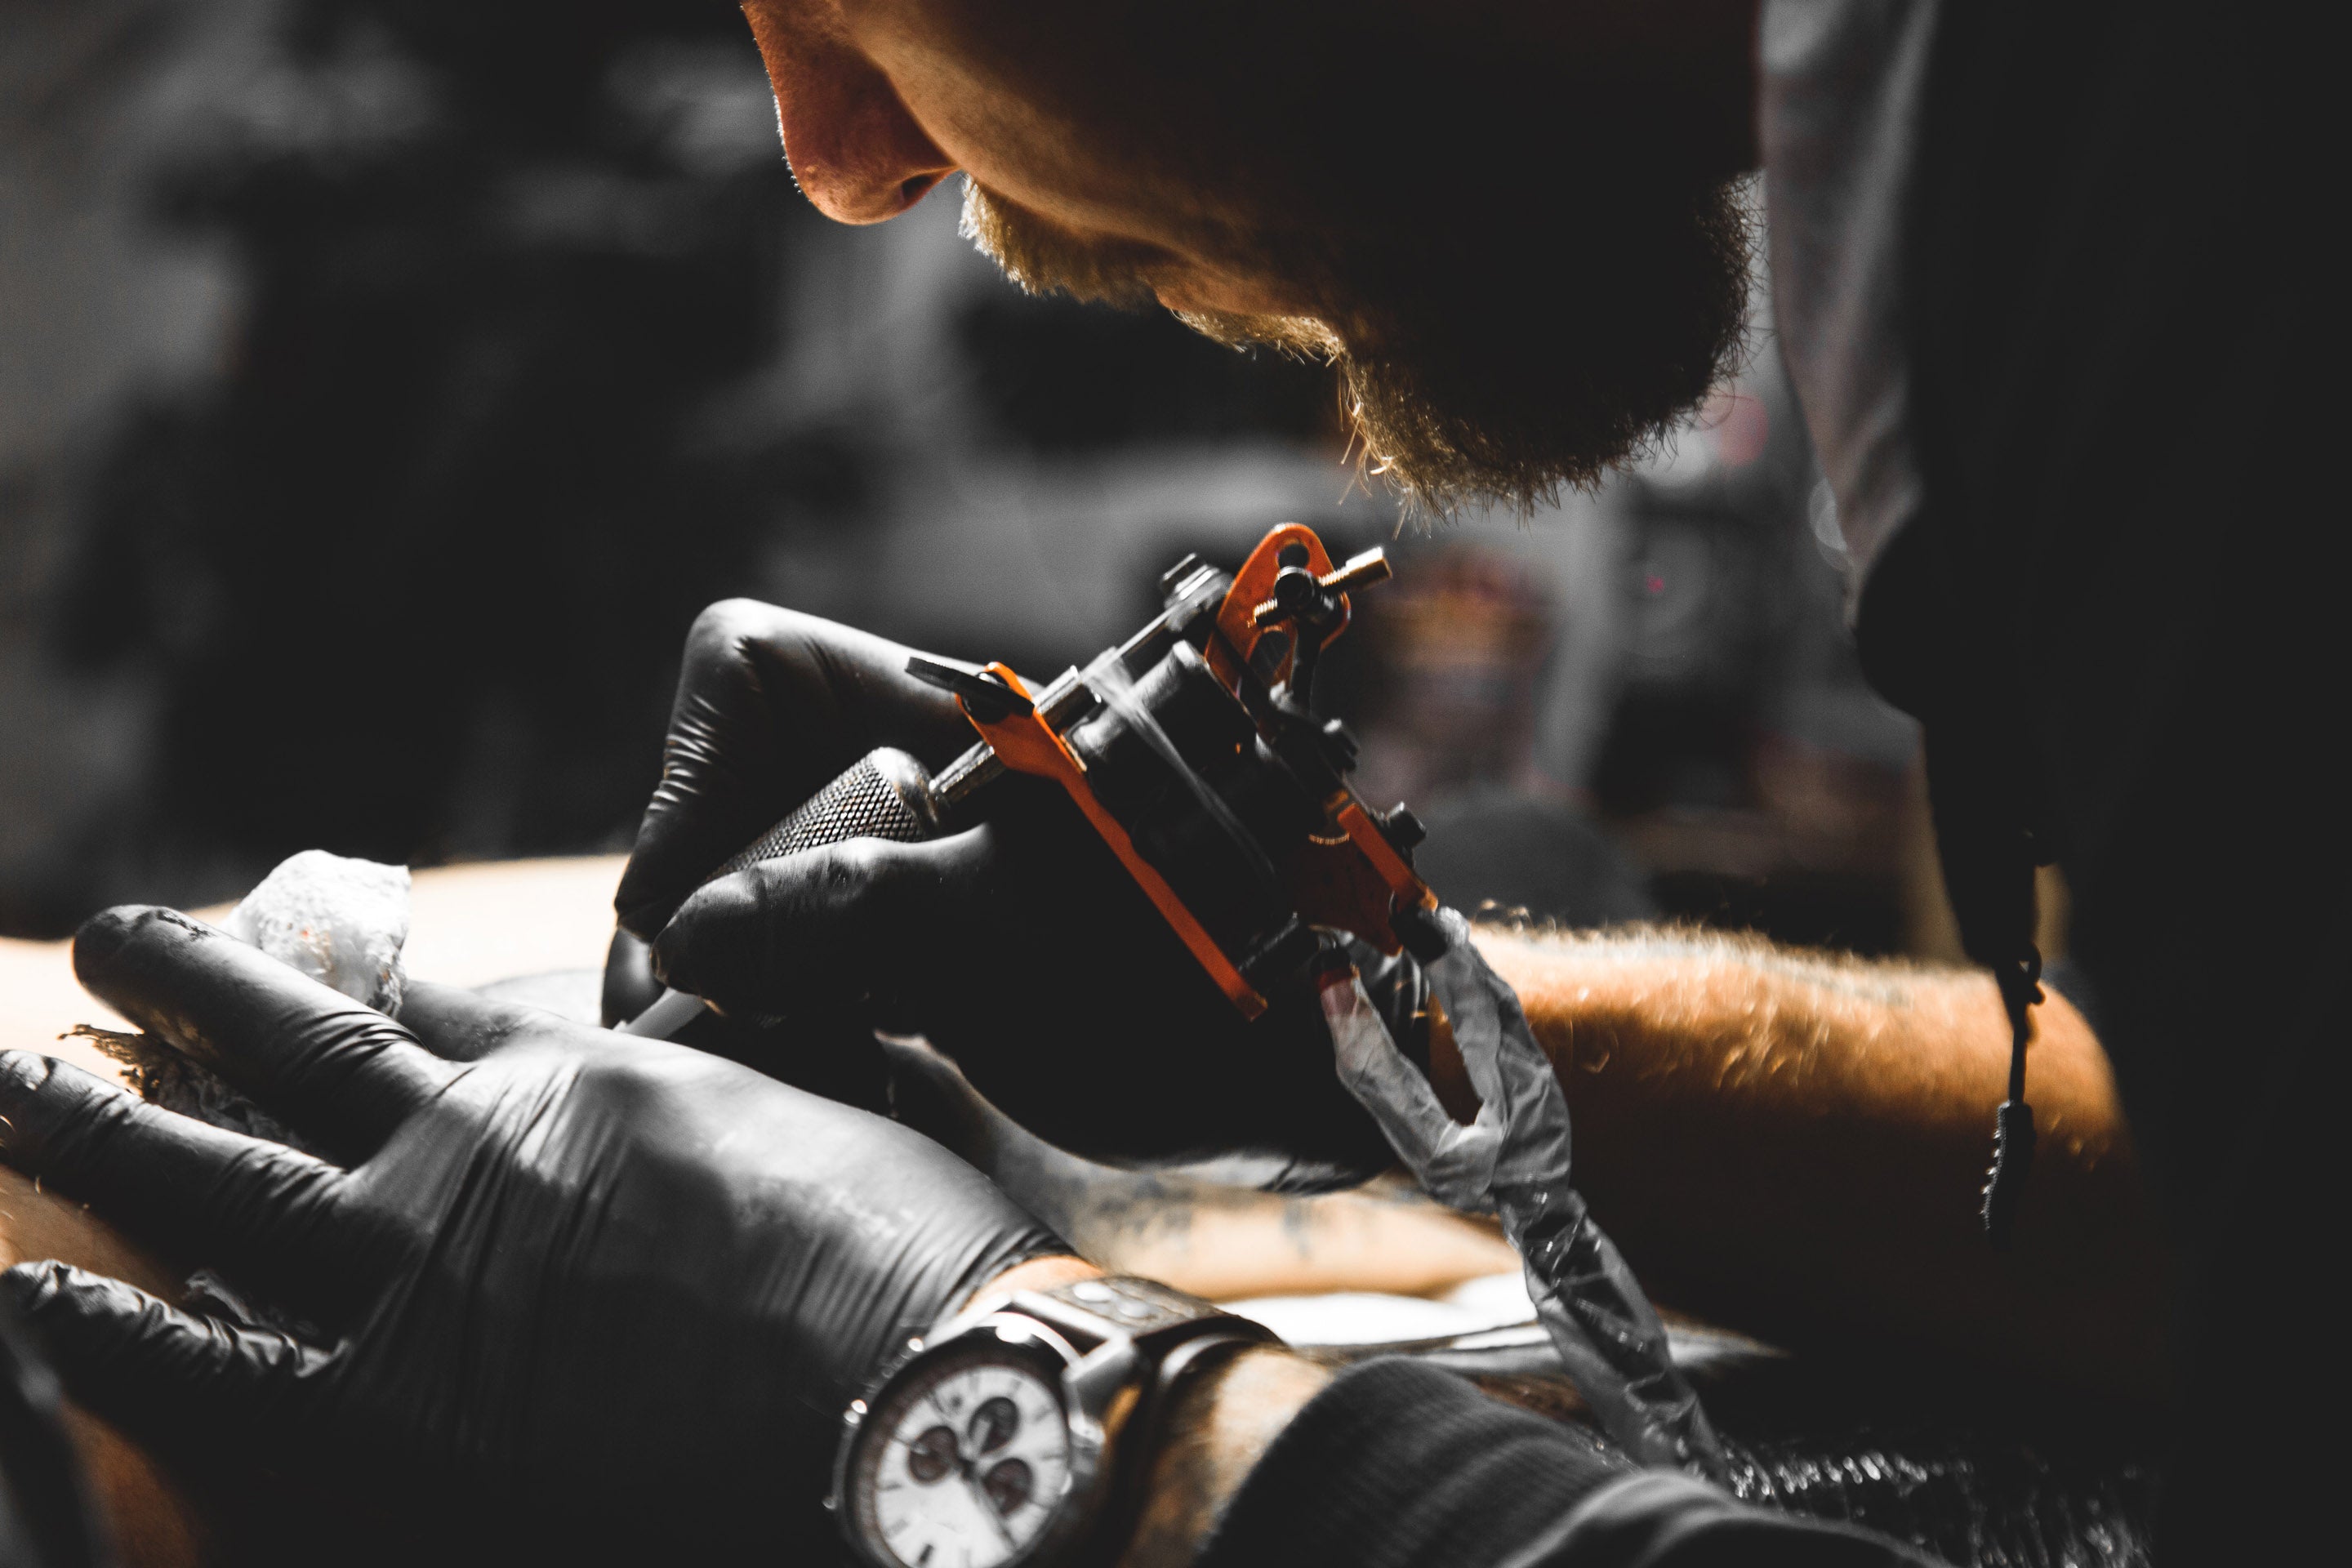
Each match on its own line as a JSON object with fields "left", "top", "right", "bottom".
{"left": 1196, "top": 1360, "right": 1936, "bottom": 1568}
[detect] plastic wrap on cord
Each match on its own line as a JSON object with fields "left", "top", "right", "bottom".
{"left": 1318, "top": 906, "right": 1727, "bottom": 1479}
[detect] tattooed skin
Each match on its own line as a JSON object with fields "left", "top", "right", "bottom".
{"left": 878, "top": 1036, "right": 1516, "bottom": 1300}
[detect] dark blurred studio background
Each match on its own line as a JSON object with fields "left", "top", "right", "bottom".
{"left": 2, "top": 0, "right": 2020, "bottom": 963}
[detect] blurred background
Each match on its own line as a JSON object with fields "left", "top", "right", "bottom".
{"left": 4, "top": 0, "right": 1990, "bottom": 961}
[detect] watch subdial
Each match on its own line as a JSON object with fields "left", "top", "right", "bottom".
{"left": 969, "top": 1395, "right": 1020, "bottom": 1454}
{"left": 906, "top": 1426, "right": 959, "bottom": 1484}
{"left": 982, "top": 1457, "right": 1032, "bottom": 1517}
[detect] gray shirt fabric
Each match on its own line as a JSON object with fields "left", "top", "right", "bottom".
{"left": 1760, "top": 0, "right": 1941, "bottom": 597}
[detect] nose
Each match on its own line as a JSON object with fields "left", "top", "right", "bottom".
{"left": 742, "top": 6, "right": 958, "bottom": 224}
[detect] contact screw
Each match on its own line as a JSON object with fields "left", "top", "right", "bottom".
{"left": 1380, "top": 804, "right": 1427, "bottom": 852}
{"left": 1319, "top": 718, "right": 1361, "bottom": 773}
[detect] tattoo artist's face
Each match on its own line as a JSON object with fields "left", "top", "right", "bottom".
{"left": 742, "top": 0, "right": 1285, "bottom": 314}
{"left": 739, "top": 0, "right": 1753, "bottom": 513}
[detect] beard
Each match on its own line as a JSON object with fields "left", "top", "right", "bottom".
{"left": 961, "top": 176, "right": 1753, "bottom": 516}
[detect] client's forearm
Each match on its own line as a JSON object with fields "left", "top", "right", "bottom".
{"left": 1119, "top": 1348, "right": 1330, "bottom": 1568}
{"left": 1457, "top": 926, "right": 2167, "bottom": 1399}
{"left": 0, "top": 1163, "right": 206, "bottom": 1567}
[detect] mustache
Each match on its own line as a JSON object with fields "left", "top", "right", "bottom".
{"left": 958, "top": 180, "right": 1167, "bottom": 310}
{"left": 959, "top": 180, "right": 1337, "bottom": 353}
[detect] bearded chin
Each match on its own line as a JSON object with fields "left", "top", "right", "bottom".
{"left": 1169, "top": 307, "right": 1588, "bottom": 519}
{"left": 964, "top": 176, "right": 1755, "bottom": 519}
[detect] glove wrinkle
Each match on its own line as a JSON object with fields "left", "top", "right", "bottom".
{"left": 0, "top": 1055, "right": 357, "bottom": 1311}
{"left": 0, "top": 1263, "right": 336, "bottom": 1451}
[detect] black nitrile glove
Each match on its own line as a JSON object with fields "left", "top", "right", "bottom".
{"left": 0, "top": 906, "right": 1064, "bottom": 1559}
{"left": 614, "top": 601, "right": 1420, "bottom": 1170}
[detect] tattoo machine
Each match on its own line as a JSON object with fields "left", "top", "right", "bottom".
{"left": 617, "top": 522, "right": 1724, "bottom": 1477}
{"left": 619, "top": 523, "right": 1432, "bottom": 1038}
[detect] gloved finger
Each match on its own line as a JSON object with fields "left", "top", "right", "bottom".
{"left": 874, "top": 1033, "right": 1001, "bottom": 1169}
{"left": 395, "top": 978, "right": 582, "bottom": 1062}
{"left": 649, "top": 828, "right": 994, "bottom": 1016}
{"left": 601, "top": 928, "right": 662, "bottom": 1028}
{"left": 73, "top": 906, "right": 457, "bottom": 1161}
{"left": 0, "top": 1056, "right": 359, "bottom": 1292}
{"left": 0, "top": 1261, "right": 333, "bottom": 1450}
{"left": 616, "top": 603, "right": 977, "bottom": 938}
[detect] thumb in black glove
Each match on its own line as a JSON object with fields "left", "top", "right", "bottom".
{"left": 613, "top": 600, "right": 978, "bottom": 942}
{"left": 0, "top": 906, "right": 1066, "bottom": 1558}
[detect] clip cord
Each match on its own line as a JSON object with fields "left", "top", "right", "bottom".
{"left": 1981, "top": 942, "right": 2043, "bottom": 1249}
{"left": 1321, "top": 913, "right": 1727, "bottom": 1479}
{"left": 1915, "top": 708, "right": 2051, "bottom": 1250}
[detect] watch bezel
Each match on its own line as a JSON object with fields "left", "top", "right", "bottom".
{"left": 833, "top": 1313, "right": 1117, "bottom": 1568}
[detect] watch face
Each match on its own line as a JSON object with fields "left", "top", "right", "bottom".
{"left": 849, "top": 1345, "right": 1075, "bottom": 1568}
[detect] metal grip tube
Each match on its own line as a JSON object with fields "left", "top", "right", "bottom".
{"left": 617, "top": 747, "right": 945, "bottom": 1039}
{"left": 712, "top": 746, "right": 945, "bottom": 880}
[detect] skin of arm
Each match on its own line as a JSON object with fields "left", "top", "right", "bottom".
{"left": 1439, "top": 925, "right": 2167, "bottom": 1401}
{"left": 1117, "top": 1348, "right": 1330, "bottom": 1568}
{"left": 0, "top": 1162, "right": 208, "bottom": 1567}
{"left": 884, "top": 1034, "right": 1520, "bottom": 1298}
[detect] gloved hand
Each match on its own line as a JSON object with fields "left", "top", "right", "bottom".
{"left": 612, "top": 600, "right": 1420, "bottom": 1170}
{"left": 0, "top": 906, "right": 1066, "bottom": 1558}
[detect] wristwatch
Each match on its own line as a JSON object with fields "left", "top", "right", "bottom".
{"left": 831, "top": 1276, "right": 1276, "bottom": 1568}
